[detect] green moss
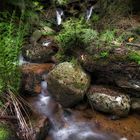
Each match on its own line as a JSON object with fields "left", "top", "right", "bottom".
{"left": 73, "top": 82, "right": 86, "bottom": 90}
{"left": 54, "top": 0, "right": 71, "bottom": 5}
{"left": 128, "top": 52, "right": 140, "bottom": 64}
{"left": 0, "top": 125, "right": 11, "bottom": 140}
{"left": 100, "top": 51, "right": 109, "bottom": 58}
{"left": 91, "top": 14, "right": 100, "bottom": 22}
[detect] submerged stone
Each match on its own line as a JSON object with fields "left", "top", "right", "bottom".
{"left": 87, "top": 86, "right": 131, "bottom": 117}
{"left": 32, "top": 115, "right": 50, "bottom": 140}
{"left": 21, "top": 63, "right": 55, "bottom": 94}
{"left": 47, "top": 62, "right": 90, "bottom": 107}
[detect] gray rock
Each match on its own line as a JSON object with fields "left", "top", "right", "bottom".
{"left": 47, "top": 62, "right": 90, "bottom": 107}
{"left": 32, "top": 115, "right": 50, "bottom": 140}
{"left": 116, "top": 79, "right": 140, "bottom": 97}
{"left": 131, "top": 98, "right": 140, "bottom": 113}
{"left": 22, "top": 37, "right": 58, "bottom": 63}
{"left": 87, "top": 86, "right": 131, "bottom": 117}
{"left": 30, "top": 30, "right": 42, "bottom": 46}
{"left": 41, "top": 26, "right": 55, "bottom": 35}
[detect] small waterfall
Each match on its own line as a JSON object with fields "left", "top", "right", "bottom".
{"left": 42, "top": 40, "right": 51, "bottom": 47}
{"left": 86, "top": 6, "right": 94, "bottom": 21}
{"left": 13, "top": 54, "right": 29, "bottom": 66}
{"left": 19, "top": 54, "right": 26, "bottom": 65}
{"left": 56, "top": 8, "right": 64, "bottom": 25}
{"left": 32, "top": 81, "right": 121, "bottom": 140}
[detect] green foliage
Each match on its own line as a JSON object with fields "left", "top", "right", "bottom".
{"left": 81, "top": 29, "right": 98, "bottom": 45}
{"left": 23, "top": 10, "right": 40, "bottom": 25}
{"left": 0, "top": 12, "right": 28, "bottom": 94}
{"left": 54, "top": 0, "right": 70, "bottom": 5}
{"left": 100, "top": 30, "right": 116, "bottom": 43}
{"left": 33, "top": 1, "right": 43, "bottom": 11}
{"left": 100, "top": 51, "right": 109, "bottom": 58}
{"left": 70, "top": 57, "right": 78, "bottom": 66}
{"left": 0, "top": 125, "right": 10, "bottom": 140}
{"left": 56, "top": 18, "right": 98, "bottom": 52}
{"left": 91, "top": 14, "right": 100, "bottom": 22}
{"left": 95, "top": 0, "right": 131, "bottom": 29}
{"left": 128, "top": 52, "right": 140, "bottom": 64}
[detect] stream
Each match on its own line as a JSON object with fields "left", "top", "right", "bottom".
{"left": 26, "top": 78, "right": 125, "bottom": 140}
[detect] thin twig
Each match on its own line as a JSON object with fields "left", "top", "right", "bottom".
{"left": 126, "top": 43, "right": 140, "bottom": 48}
{"left": 0, "top": 116, "right": 17, "bottom": 120}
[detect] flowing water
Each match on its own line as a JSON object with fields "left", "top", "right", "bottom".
{"left": 28, "top": 80, "right": 125, "bottom": 140}
{"left": 86, "top": 6, "right": 94, "bottom": 21}
{"left": 19, "top": 54, "right": 29, "bottom": 65}
{"left": 56, "top": 8, "right": 64, "bottom": 25}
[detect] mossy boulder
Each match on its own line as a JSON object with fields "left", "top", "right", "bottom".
{"left": 23, "top": 36, "right": 58, "bottom": 63}
{"left": 87, "top": 86, "right": 131, "bottom": 117}
{"left": 47, "top": 62, "right": 90, "bottom": 107}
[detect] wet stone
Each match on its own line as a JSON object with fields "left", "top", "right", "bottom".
{"left": 131, "top": 98, "right": 140, "bottom": 113}
{"left": 87, "top": 86, "right": 131, "bottom": 117}
{"left": 21, "top": 63, "right": 55, "bottom": 94}
{"left": 23, "top": 36, "right": 58, "bottom": 63}
{"left": 32, "top": 115, "right": 50, "bottom": 140}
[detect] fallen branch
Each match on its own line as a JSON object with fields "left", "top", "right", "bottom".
{"left": 0, "top": 116, "right": 17, "bottom": 120}
{"left": 126, "top": 43, "right": 140, "bottom": 48}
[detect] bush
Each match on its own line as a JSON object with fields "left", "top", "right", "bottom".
{"left": 56, "top": 18, "right": 98, "bottom": 53}
{"left": 0, "top": 124, "right": 11, "bottom": 140}
{"left": 0, "top": 12, "right": 28, "bottom": 94}
{"left": 128, "top": 52, "right": 140, "bottom": 64}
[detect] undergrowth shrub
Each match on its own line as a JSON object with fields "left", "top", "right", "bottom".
{"left": 0, "top": 124, "right": 11, "bottom": 140}
{"left": 56, "top": 18, "right": 98, "bottom": 53}
{"left": 128, "top": 51, "right": 140, "bottom": 64}
{"left": 0, "top": 12, "right": 28, "bottom": 94}
{"left": 94, "top": 0, "right": 131, "bottom": 29}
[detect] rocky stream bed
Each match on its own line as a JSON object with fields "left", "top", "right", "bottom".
{"left": 21, "top": 63, "right": 140, "bottom": 140}
{"left": 18, "top": 1, "right": 140, "bottom": 139}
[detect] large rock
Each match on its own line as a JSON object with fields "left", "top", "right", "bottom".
{"left": 29, "top": 27, "right": 55, "bottom": 45}
{"left": 23, "top": 36, "right": 58, "bottom": 63}
{"left": 21, "top": 63, "right": 55, "bottom": 94}
{"left": 87, "top": 86, "right": 131, "bottom": 117}
{"left": 131, "top": 98, "right": 140, "bottom": 113}
{"left": 47, "top": 62, "right": 90, "bottom": 107}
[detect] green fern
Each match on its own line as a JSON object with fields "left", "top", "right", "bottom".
{"left": 56, "top": 18, "right": 97, "bottom": 52}
{"left": 0, "top": 12, "right": 29, "bottom": 95}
